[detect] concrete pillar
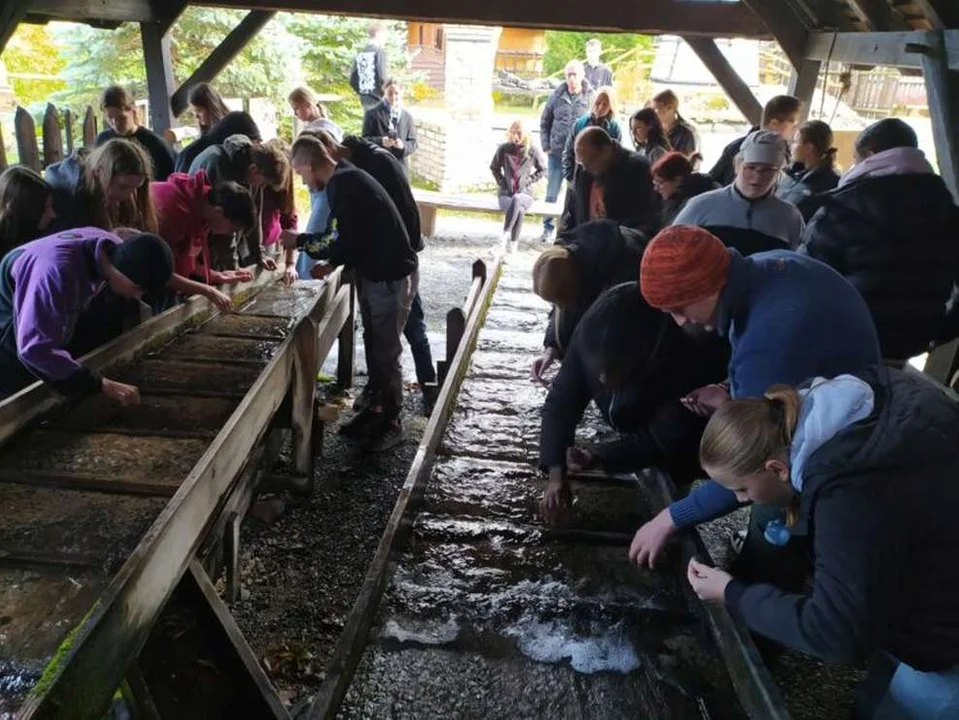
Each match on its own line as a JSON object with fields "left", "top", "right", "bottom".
{"left": 438, "top": 24, "right": 501, "bottom": 192}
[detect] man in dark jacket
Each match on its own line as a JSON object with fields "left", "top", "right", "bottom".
{"left": 311, "top": 129, "right": 437, "bottom": 402}
{"left": 583, "top": 38, "right": 613, "bottom": 89}
{"left": 284, "top": 136, "right": 418, "bottom": 452}
{"left": 539, "top": 60, "right": 591, "bottom": 240}
{"left": 539, "top": 282, "right": 729, "bottom": 521}
{"left": 564, "top": 127, "right": 659, "bottom": 234}
{"left": 350, "top": 23, "right": 389, "bottom": 112}
{"left": 800, "top": 118, "right": 959, "bottom": 363}
{"left": 362, "top": 79, "right": 418, "bottom": 175}
{"left": 708, "top": 95, "right": 801, "bottom": 186}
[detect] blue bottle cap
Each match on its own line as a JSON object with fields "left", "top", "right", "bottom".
{"left": 764, "top": 519, "right": 791, "bottom": 546}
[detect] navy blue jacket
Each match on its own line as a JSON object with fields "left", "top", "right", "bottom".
{"left": 727, "top": 365, "right": 959, "bottom": 672}
{"left": 670, "top": 249, "right": 882, "bottom": 528}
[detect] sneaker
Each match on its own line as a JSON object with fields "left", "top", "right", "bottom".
{"left": 338, "top": 408, "right": 380, "bottom": 438}
{"left": 364, "top": 417, "right": 406, "bottom": 452}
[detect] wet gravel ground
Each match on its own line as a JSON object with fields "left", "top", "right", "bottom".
{"left": 231, "top": 215, "right": 863, "bottom": 717}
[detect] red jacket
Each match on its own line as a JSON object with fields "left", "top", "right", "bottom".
{"left": 150, "top": 171, "right": 213, "bottom": 283}
{"left": 261, "top": 188, "right": 297, "bottom": 248}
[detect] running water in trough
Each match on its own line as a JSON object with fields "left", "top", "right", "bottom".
{"left": 339, "top": 256, "right": 746, "bottom": 719}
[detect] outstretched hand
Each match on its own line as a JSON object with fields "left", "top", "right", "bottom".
{"left": 680, "top": 384, "right": 730, "bottom": 417}
{"left": 687, "top": 558, "right": 732, "bottom": 603}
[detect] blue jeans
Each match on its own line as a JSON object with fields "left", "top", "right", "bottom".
{"left": 403, "top": 292, "right": 435, "bottom": 385}
{"left": 543, "top": 154, "right": 564, "bottom": 233}
{"left": 874, "top": 660, "right": 959, "bottom": 719}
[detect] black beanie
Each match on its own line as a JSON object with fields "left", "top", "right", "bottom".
{"left": 110, "top": 233, "right": 174, "bottom": 295}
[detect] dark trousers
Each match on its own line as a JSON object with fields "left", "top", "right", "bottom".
{"left": 498, "top": 194, "right": 534, "bottom": 244}
{"left": 543, "top": 154, "right": 564, "bottom": 232}
{"left": 402, "top": 291, "right": 436, "bottom": 385}
{"left": 357, "top": 272, "right": 415, "bottom": 418}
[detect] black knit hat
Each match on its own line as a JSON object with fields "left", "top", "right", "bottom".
{"left": 110, "top": 233, "right": 173, "bottom": 295}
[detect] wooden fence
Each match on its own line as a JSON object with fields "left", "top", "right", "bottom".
{"left": 0, "top": 103, "right": 98, "bottom": 173}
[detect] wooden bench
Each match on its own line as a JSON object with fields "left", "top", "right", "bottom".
{"left": 413, "top": 189, "right": 562, "bottom": 237}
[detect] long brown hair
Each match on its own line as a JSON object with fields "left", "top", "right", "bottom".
{"left": 188, "top": 82, "right": 230, "bottom": 131}
{"left": 262, "top": 138, "right": 295, "bottom": 216}
{"left": 700, "top": 385, "right": 803, "bottom": 524}
{"left": 80, "top": 139, "right": 158, "bottom": 233}
{"left": 0, "top": 167, "right": 52, "bottom": 253}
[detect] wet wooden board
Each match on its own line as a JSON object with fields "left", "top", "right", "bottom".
{"left": 200, "top": 314, "right": 292, "bottom": 340}
{"left": 240, "top": 284, "right": 324, "bottom": 319}
{"left": 50, "top": 395, "right": 237, "bottom": 438}
{"left": 0, "top": 431, "right": 209, "bottom": 494}
{"left": 156, "top": 334, "right": 282, "bottom": 364}
{"left": 116, "top": 359, "right": 263, "bottom": 396}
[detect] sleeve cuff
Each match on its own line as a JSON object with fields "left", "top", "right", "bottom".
{"left": 724, "top": 578, "right": 748, "bottom": 621}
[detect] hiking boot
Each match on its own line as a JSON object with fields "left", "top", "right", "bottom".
{"left": 338, "top": 408, "right": 380, "bottom": 439}
{"left": 352, "top": 388, "right": 374, "bottom": 412}
{"left": 364, "top": 416, "right": 406, "bottom": 452}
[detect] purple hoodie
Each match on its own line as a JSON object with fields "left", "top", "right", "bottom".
{"left": 10, "top": 228, "right": 120, "bottom": 394}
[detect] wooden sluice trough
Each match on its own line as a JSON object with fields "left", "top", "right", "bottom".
{"left": 0, "top": 269, "right": 355, "bottom": 719}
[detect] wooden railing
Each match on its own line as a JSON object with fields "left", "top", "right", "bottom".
{"left": 0, "top": 103, "right": 98, "bottom": 172}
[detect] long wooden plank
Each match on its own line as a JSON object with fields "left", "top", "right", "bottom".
{"left": 23, "top": 0, "right": 154, "bottom": 23}
{"left": 805, "top": 29, "right": 959, "bottom": 69}
{"left": 846, "top": 0, "right": 910, "bottom": 31}
{"left": 17, "top": 279, "right": 311, "bottom": 719}
{"left": 307, "top": 257, "right": 501, "bottom": 719}
{"left": 920, "top": 29, "right": 959, "bottom": 201}
{"left": 203, "top": 0, "right": 771, "bottom": 36}
{"left": 0, "top": 270, "right": 280, "bottom": 448}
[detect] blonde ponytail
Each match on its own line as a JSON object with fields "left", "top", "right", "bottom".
{"left": 700, "top": 385, "right": 801, "bottom": 478}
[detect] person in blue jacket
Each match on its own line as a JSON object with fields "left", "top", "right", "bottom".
{"left": 628, "top": 224, "right": 880, "bottom": 591}
{"left": 688, "top": 365, "right": 959, "bottom": 719}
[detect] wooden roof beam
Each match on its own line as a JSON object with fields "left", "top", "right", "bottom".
{"left": 683, "top": 36, "right": 763, "bottom": 125}
{"left": 805, "top": 29, "right": 959, "bottom": 69}
{"left": 845, "top": 0, "right": 910, "bottom": 31}
{"left": 23, "top": 0, "right": 155, "bottom": 23}
{"left": 0, "top": 1, "right": 27, "bottom": 56}
{"left": 911, "top": 0, "right": 959, "bottom": 30}
{"left": 197, "top": 0, "right": 771, "bottom": 38}
{"left": 170, "top": 10, "right": 277, "bottom": 117}
{"left": 740, "top": 0, "right": 811, "bottom": 70}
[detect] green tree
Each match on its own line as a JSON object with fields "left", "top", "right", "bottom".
{"left": 280, "top": 14, "right": 407, "bottom": 136}
{"left": 49, "top": 8, "right": 299, "bottom": 116}
{"left": 1, "top": 24, "right": 67, "bottom": 108}
{"left": 543, "top": 31, "right": 654, "bottom": 77}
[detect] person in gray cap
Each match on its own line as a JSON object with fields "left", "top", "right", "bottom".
{"left": 673, "top": 130, "right": 804, "bottom": 254}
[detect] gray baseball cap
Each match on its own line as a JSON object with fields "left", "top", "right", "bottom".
{"left": 739, "top": 130, "right": 788, "bottom": 167}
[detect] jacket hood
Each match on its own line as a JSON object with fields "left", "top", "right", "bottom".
{"left": 165, "top": 169, "right": 210, "bottom": 206}
{"left": 839, "top": 146, "right": 933, "bottom": 187}
{"left": 222, "top": 133, "right": 254, "bottom": 161}
{"left": 800, "top": 366, "right": 959, "bottom": 503}
{"left": 790, "top": 375, "right": 875, "bottom": 492}
{"left": 44, "top": 150, "right": 85, "bottom": 191}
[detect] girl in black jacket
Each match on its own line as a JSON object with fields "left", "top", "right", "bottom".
{"left": 629, "top": 108, "right": 671, "bottom": 166}
{"left": 490, "top": 121, "right": 546, "bottom": 251}
{"left": 776, "top": 120, "right": 840, "bottom": 221}
{"left": 687, "top": 365, "right": 959, "bottom": 719}
{"left": 650, "top": 152, "right": 718, "bottom": 226}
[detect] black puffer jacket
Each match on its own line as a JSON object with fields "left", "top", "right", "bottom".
{"left": 800, "top": 172, "right": 959, "bottom": 361}
{"left": 564, "top": 146, "right": 659, "bottom": 234}
{"left": 539, "top": 82, "right": 591, "bottom": 158}
{"left": 776, "top": 162, "right": 840, "bottom": 221}
{"left": 543, "top": 220, "right": 646, "bottom": 354}
{"left": 661, "top": 173, "right": 718, "bottom": 226}
{"left": 490, "top": 142, "right": 546, "bottom": 198}
{"left": 727, "top": 364, "right": 959, "bottom": 672}
{"left": 539, "top": 282, "right": 729, "bottom": 483}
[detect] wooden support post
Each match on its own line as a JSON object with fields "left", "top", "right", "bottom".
{"left": 140, "top": 21, "right": 176, "bottom": 134}
{"left": 337, "top": 272, "right": 356, "bottom": 389}
{"left": 291, "top": 317, "right": 319, "bottom": 478}
{"left": 919, "top": 30, "right": 959, "bottom": 202}
{"left": 41, "top": 103, "right": 64, "bottom": 167}
{"left": 64, "top": 109, "right": 74, "bottom": 154}
{"left": 0, "top": 125, "right": 7, "bottom": 172}
{"left": 82, "top": 106, "right": 98, "bottom": 147}
{"left": 740, "top": 0, "right": 811, "bottom": 71}
{"left": 120, "top": 663, "right": 162, "bottom": 720}
{"left": 0, "top": 0, "right": 26, "bottom": 56}
{"left": 440, "top": 308, "right": 466, "bottom": 387}
{"left": 14, "top": 106, "right": 39, "bottom": 171}
{"left": 224, "top": 512, "right": 241, "bottom": 605}
{"left": 788, "top": 59, "right": 822, "bottom": 121}
{"left": 683, "top": 37, "right": 762, "bottom": 126}
{"left": 170, "top": 11, "right": 277, "bottom": 117}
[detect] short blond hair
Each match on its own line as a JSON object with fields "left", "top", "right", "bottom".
{"left": 532, "top": 246, "right": 579, "bottom": 307}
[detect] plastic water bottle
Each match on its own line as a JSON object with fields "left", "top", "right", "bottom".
{"left": 764, "top": 519, "right": 791, "bottom": 546}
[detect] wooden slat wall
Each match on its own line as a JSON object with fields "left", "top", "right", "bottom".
{"left": 0, "top": 102, "right": 97, "bottom": 172}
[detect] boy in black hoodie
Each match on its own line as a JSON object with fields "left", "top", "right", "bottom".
{"left": 283, "top": 136, "right": 418, "bottom": 451}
